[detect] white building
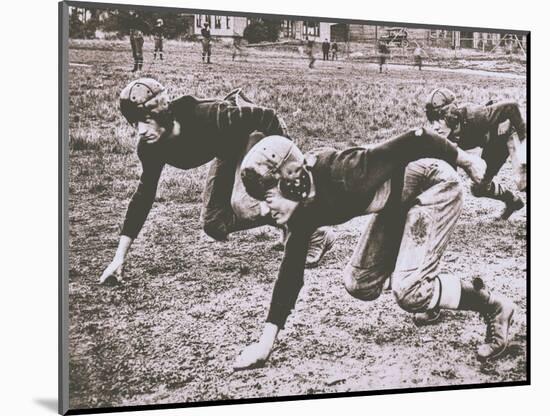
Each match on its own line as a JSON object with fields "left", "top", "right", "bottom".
{"left": 193, "top": 14, "right": 334, "bottom": 41}
{"left": 193, "top": 14, "right": 248, "bottom": 37}
{"left": 280, "top": 20, "right": 334, "bottom": 41}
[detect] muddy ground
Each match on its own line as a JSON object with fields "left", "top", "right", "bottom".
{"left": 66, "top": 39, "right": 527, "bottom": 410}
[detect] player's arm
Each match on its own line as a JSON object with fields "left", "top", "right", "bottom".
{"left": 485, "top": 101, "right": 527, "bottom": 190}
{"left": 99, "top": 154, "right": 165, "bottom": 284}
{"left": 486, "top": 101, "right": 527, "bottom": 141}
{"left": 233, "top": 226, "right": 312, "bottom": 370}
{"left": 366, "top": 128, "right": 486, "bottom": 186}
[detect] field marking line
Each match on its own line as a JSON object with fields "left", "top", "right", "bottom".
{"left": 69, "top": 62, "right": 93, "bottom": 67}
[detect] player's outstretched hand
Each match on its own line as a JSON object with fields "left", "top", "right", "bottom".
{"left": 99, "top": 257, "right": 125, "bottom": 285}
{"left": 456, "top": 149, "right": 487, "bottom": 185}
{"left": 233, "top": 342, "right": 272, "bottom": 371}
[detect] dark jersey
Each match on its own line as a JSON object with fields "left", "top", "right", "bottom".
{"left": 121, "top": 95, "right": 288, "bottom": 239}
{"left": 443, "top": 101, "right": 526, "bottom": 150}
{"left": 152, "top": 26, "right": 164, "bottom": 39}
{"left": 201, "top": 27, "right": 211, "bottom": 40}
{"left": 264, "top": 129, "right": 459, "bottom": 328}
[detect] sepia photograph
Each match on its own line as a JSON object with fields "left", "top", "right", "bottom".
{"left": 60, "top": 0, "right": 528, "bottom": 413}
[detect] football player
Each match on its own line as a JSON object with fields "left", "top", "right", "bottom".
{"left": 234, "top": 129, "right": 515, "bottom": 370}
{"left": 153, "top": 18, "right": 164, "bottom": 61}
{"left": 425, "top": 88, "right": 526, "bottom": 219}
{"left": 99, "top": 78, "right": 335, "bottom": 285}
{"left": 201, "top": 22, "right": 212, "bottom": 64}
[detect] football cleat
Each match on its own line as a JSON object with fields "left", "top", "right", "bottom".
{"left": 500, "top": 197, "right": 524, "bottom": 220}
{"left": 476, "top": 294, "right": 515, "bottom": 361}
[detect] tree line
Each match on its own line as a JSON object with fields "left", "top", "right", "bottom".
{"left": 69, "top": 7, "right": 285, "bottom": 44}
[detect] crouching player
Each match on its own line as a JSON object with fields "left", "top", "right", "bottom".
{"left": 425, "top": 88, "right": 527, "bottom": 219}
{"left": 99, "top": 78, "right": 334, "bottom": 285}
{"left": 234, "top": 129, "right": 515, "bottom": 370}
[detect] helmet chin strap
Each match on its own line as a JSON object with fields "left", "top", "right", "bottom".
{"left": 167, "top": 120, "right": 180, "bottom": 138}
{"left": 304, "top": 168, "right": 316, "bottom": 201}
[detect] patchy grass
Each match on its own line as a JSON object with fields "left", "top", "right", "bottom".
{"left": 67, "top": 40, "right": 527, "bottom": 410}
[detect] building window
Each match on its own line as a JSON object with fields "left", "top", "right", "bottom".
{"left": 197, "top": 15, "right": 212, "bottom": 28}
{"left": 303, "top": 21, "right": 320, "bottom": 37}
{"left": 215, "top": 16, "right": 222, "bottom": 29}
{"left": 281, "top": 20, "right": 293, "bottom": 38}
{"left": 226, "top": 16, "right": 231, "bottom": 29}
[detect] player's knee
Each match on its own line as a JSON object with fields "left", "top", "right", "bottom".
{"left": 230, "top": 193, "right": 261, "bottom": 222}
{"left": 201, "top": 212, "right": 230, "bottom": 241}
{"left": 202, "top": 221, "right": 227, "bottom": 241}
{"left": 392, "top": 273, "right": 430, "bottom": 313}
{"left": 343, "top": 265, "right": 384, "bottom": 301}
{"left": 392, "top": 286, "right": 424, "bottom": 313}
{"left": 230, "top": 194, "right": 247, "bottom": 218}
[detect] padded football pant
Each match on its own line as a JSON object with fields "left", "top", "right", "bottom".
{"left": 343, "top": 158, "right": 464, "bottom": 313}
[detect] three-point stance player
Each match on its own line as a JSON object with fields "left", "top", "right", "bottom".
{"left": 99, "top": 78, "right": 335, "bottom": 284}
{"left": 425, "top": 88, "right": 526, "bottom": 219}
{"left": 234, "top": 129, "right": 515, "bottom": 370}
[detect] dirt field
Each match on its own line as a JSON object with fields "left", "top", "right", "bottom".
{"left": 67, "top": 39, "right": 527, "bottom": 410}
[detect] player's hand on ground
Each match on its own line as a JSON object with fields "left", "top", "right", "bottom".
{"left": 99, "top": 257, "right": 125, "bottom": 285}
{"left": 233, "top": 342, "right": 272, "bottom": 371}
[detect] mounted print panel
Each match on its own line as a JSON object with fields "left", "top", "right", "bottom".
{"left": 59, "top": 1, "right": 529, "bottom": 414}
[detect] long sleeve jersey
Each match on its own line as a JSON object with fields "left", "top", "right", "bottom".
{"left": 121, "top": 95, "right": 287, "bottom": 239}
{"left": 265, "top": 129, "right": 459, "bottom": 329}
{"left": 443, "top": 101, "right": 526, "bottom": 150}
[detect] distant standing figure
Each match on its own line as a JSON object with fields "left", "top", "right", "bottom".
{"left": 378, "top": 41, "right": 390, "bottom": 73}
{"left": 153, "top": 18, "right": 164, "bottom": 60}
{"left": 130, "top": 29, "right": 144, "bottom": 72}
{"left": 331, "top": 42, "right": 338, "bottom": 60}
{"left": 201, "top": 22, "right": 212, "bottom": 64}
{"left": 127, "top": 11, "right": 149, "bottom": 72}
{"left": 232, "top": 36, "right": 243, "bottom": 61}
{"left": 322, "top": 38, "right": 330, "bottom": 61}
{"left": 307, "top": 39, "right": 315, "bottom": 69}
{"left": 413, "top": 45, "right": 423, "bottom": 70}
